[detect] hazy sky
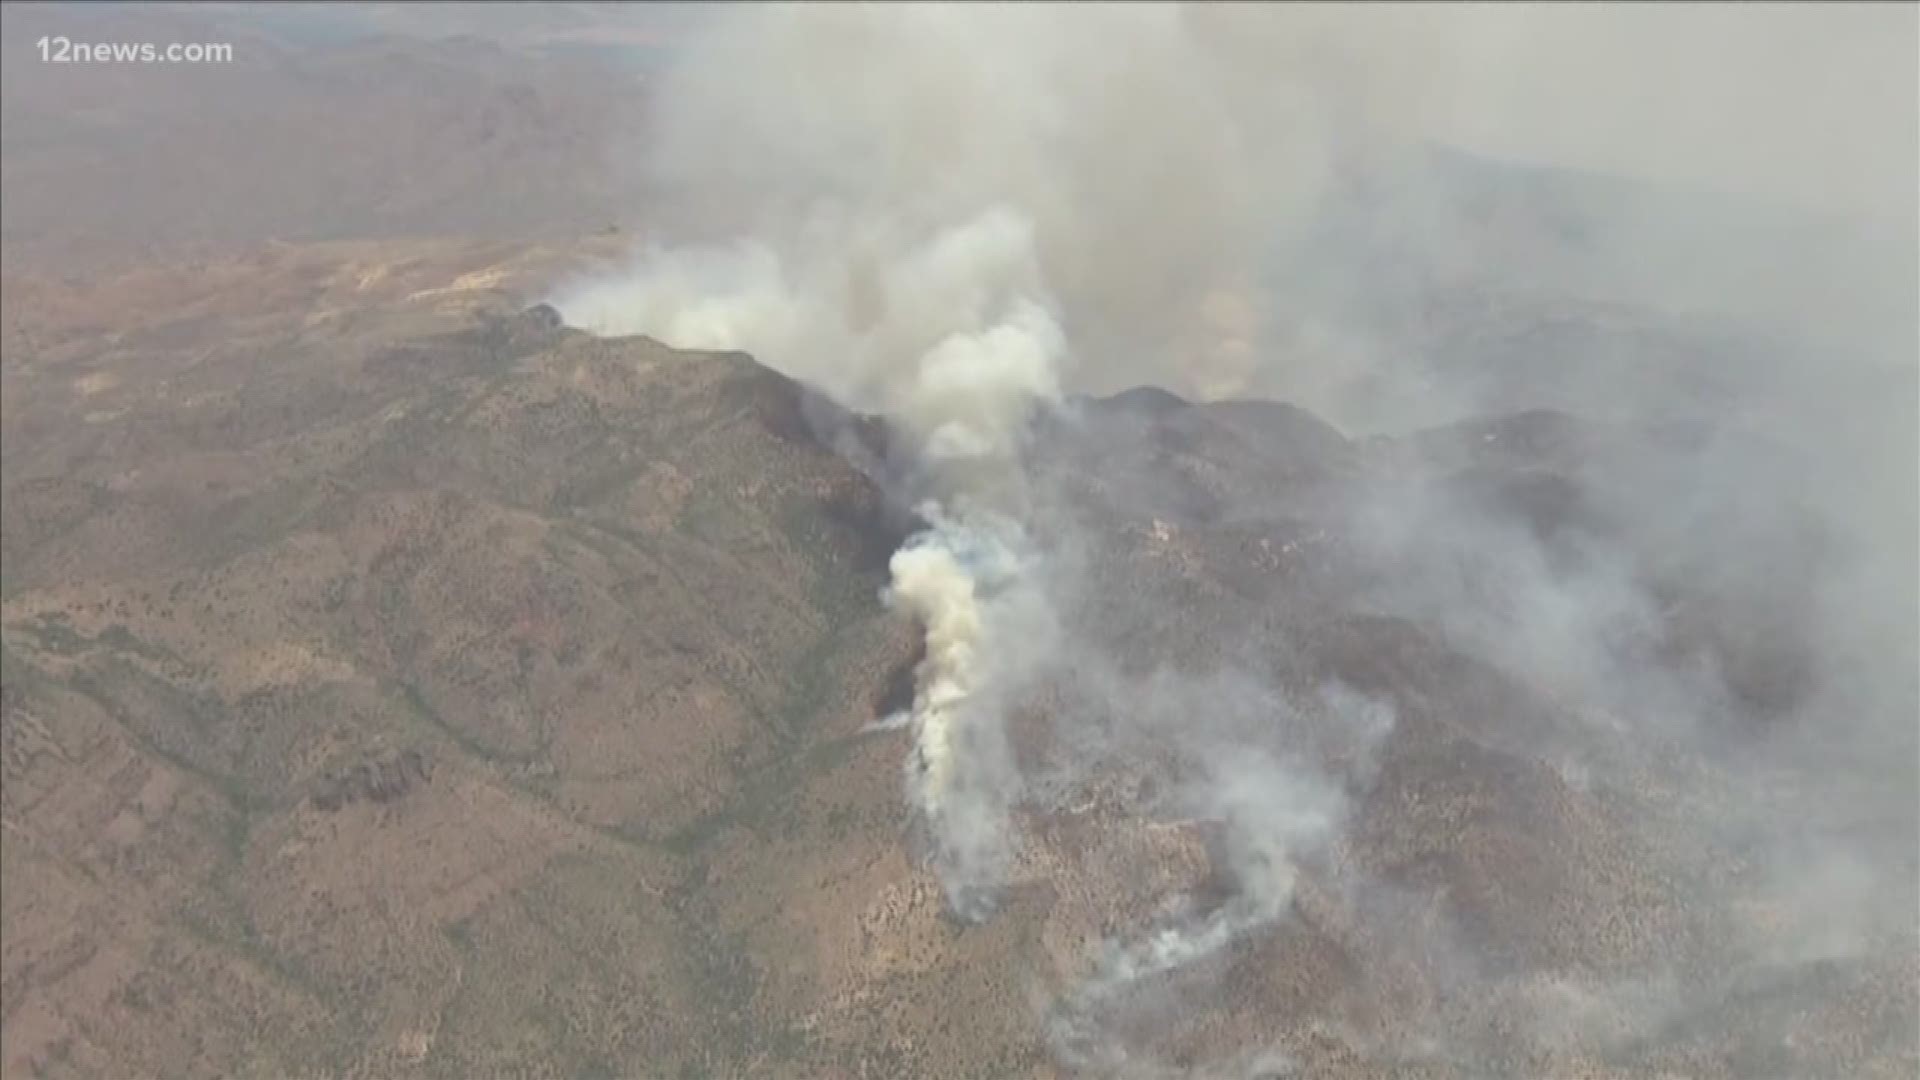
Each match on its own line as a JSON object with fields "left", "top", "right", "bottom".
{"left": 1430, "top": 3, "right": 1917, "bottom": 225}
{"left": 606, "top": 1, "right": 1917, "bottom": 225}
{"left": 171, "top": 2, "right": 1916, "bottom": 227}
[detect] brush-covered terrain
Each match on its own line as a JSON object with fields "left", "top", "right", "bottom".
{"left": 2, "top": 5, "right": 1914, "bottom": 1079}
{"left": 3, "top": 237, "right": 1912, "bottom": 1079}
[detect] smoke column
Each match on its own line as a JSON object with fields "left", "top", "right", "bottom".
{"left": 551, "top": 7, "right": 1415, "bottom": 915}
{"left": 554, "top": 2, "right": 1916, "bottom": 1070}
{"left": 565, "top": 202, "right": 1072, "bottom": 910}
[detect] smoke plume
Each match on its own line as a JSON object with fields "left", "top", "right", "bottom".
{"left": 556, "top": 2, "right": 1430, "bottom": 912}
{"left": 555, "top": 2, "right": 1916, "bottom": 1073}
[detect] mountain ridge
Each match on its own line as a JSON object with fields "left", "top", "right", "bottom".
{"left": 2, "top": 237, "right": 1913, "bottom": 1077}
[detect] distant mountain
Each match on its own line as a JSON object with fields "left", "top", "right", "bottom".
{"left": 1261, "top": 143, "right": 1916, "bottom": 435}
{"left": 0, "top": 4, "right": 648, "bottom": 268}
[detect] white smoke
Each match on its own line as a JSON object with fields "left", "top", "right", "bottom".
{"left": 560, "top": 204, "right": 1066, "bottom": 448}
{"left": 1088, "top": 750, "right": 1342, "bottom": 988}
{"left": 550, "top": 5, "right": 1414, "bottom": 913}
{"left": 1048, "top": 743, "right": 1350, "bottom": 1072}
{"left": 882, "top": 509, "right": 1056, "bottom": 910}
{"left": 551, "top": 1, "right": 1915, "bottom": 1071}
{"left": 556, "top": 4, "right": 1451, "bottom": 409}
{"left": 561, "top": 201, "right": 1073, "bottom": 909}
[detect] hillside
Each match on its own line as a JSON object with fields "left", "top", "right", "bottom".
{"left": 2, "top": 239, "right": 1912, "bottom": 1078}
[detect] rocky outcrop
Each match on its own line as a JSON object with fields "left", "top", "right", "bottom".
{"left": 310, "top": 748, "right": 431, "bottom": 812}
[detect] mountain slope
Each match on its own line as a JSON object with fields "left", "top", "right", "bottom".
{"left": 2, "top": 244, "right": 1913, "bottom": 1079}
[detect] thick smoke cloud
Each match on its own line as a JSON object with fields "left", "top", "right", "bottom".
{"left": 884, "top": 509, "right": 1058, "bottom": 915}
{"left": 554, "top": 2, "right": 1916, "bottom": 1073}
{"left": 567, "top": 3, "right": 1914, "bottom": 421}
{"left": 556, "top": 5, "right": 1441, "bottom": 914}
{"left": 557, "top": 4, "right": 1451, "bottom": 407}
